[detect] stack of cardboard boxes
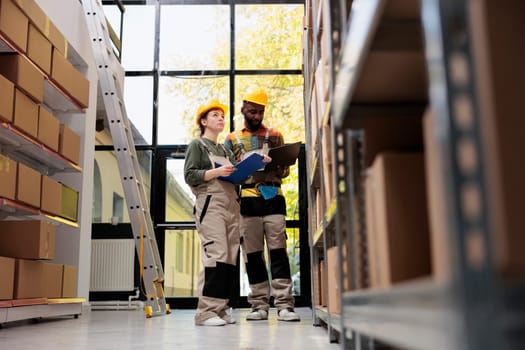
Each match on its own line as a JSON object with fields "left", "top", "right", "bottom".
{"left": 0, "top": 0, "right": 90, "bottom": 303}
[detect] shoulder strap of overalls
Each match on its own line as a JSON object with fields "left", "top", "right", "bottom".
{"left": 197, "top": 138, "right": 218, "bottom": 169}
{"left": 233, "top": 131, "right": 246, "bottom": 156}
{"left": 198, "top": 137, "right": 228, "bottom": 158}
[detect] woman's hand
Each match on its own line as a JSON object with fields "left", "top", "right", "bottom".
{"left": 203, "top": 164, "right": 236, "bottom": 181}
{"left": 215, "top": 164, "right": 236, "bottom": 177}
{"left": 262, "top": 155, "right": 272, "bottom": 163}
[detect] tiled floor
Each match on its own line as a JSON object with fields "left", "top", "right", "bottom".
{"left": 0, "top": 306, "right": 340, "bottom": 349}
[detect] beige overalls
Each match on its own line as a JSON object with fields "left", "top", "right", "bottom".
{"left": 191, "top": 140, "right": 240, "bottom": 324}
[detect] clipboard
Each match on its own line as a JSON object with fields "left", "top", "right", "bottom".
{"left": 216, "top": 153, "right": 266, "bottom": 184}
{"left": 266, "top": 142, "right": 301, "bottom": 169}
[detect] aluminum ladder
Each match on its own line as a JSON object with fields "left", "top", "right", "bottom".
{"left": 82, "top": 0, "right": 169, "bottom": 318}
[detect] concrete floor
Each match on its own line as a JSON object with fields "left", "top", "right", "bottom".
{"left": 0, "top": 306, "right": 341, "bottom": 349}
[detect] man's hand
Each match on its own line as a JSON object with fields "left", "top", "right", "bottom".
{"left": 275, "top": 165, "right": 290, "bottom": 178}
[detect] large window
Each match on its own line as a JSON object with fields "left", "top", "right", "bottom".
{"left": 95, "top": 0, "right": 306, "bottom": 305}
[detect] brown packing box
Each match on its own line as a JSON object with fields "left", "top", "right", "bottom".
{"left": 48, "top": 20, "right": 67, "bottom": 56}
{"left": 59, "top": 123, "right": 81, "bottom": 164}
{"left": 43, "top": 262, "right": 63, "bottom": 298}
{"left": 366, "top": 152, "right": 431, "bottom": 288}
{"left": 0, "top": 256, "right": 15, "bottom": 300}
{"left": 27, "top": 23, "right": 52, "bottom": 75}
{"left": 0, "top": 0, "right": 28, "bottom": 52}
{"left": 0, "top": 53, "right": 44, "bottom": 103}
{"left": 0, "top": 220, "right": 56, "bottom": 259}
{"left": 365, "top": 173, "right": 380, "bottom": 288}
{"left": 319, "top": 259, "right": 327, "bottom": 306}
{"left": 14, "top": 88, "right": 38, "bottom": 138}
{"left": 51, "top": 49, "right": 89, "bottom": 108}
{"left": 62, "top": 265, "right": 77, "bottom": 298}
{"left": 12, "top": 0, "right": 46, "bottom": 33}
{"left": 326, "top": 246, "right": 340, "bottom": 314}
{"left": 37, "top": 105, "right": 59, "bottom": 151}
{"left": 61, "top": 183, "right": 79, "bottom": 222}
{"left": 0, "top": 73, "right": 15, "bottom": 122}
{"left": 14, "top": 259, "right": 46, "bottom": 299}
{"left": 422, "top": 109, "right": 450, "bottom": 282}
{"left": 0, "top": 154, "right": 16, "bottom": 200}
{"left": 469, "top": 0, "right": 525, "bottom": 278}
{"left": 12, "top": 0, "right": 68, "bottom": 56}
{"left": 16, "top": 162, "right": 41, "bottom": 208}
{"left": 41, "top": 175, "right": 62, "bottom": 216}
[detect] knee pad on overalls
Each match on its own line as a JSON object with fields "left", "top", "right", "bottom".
{"left": 246, "top": 251, "right": 269, "bottom": 284}
{"left": 203, "top": 261, "right": 235, "bottom": 299}
{"left": 270, "top": 248, "right": 291, "bottom": 280}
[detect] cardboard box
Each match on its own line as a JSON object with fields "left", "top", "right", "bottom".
{"left": 12, "top": 0, "right": 68, "bottom": 56}
{"left": 12, "top": 0, "right": 45, "bottom": 34}
{"left": 62, "top": 265, "right": 77, "bottom": 298}
{"left": 14, "top": 88, "right": 39, "bottom": 138}
{"left": 366, "top": 152, "right": 431, "bottom": 288}
{"left": 48, "top": 20, "right": 67, "bottom": 57}
{"left": 37, "top": 105, "right": 59, "bottom": 151}
{"left": 61, "top": 183, "right": 79, "bottom": 221}
{"left": 43, "top": 262, "right": 63, "bottom": 298}
{"left": 27, "top": 23, "right": 52, "bottom": 75}
{"left": 0, "top": 220, "right": 56, "bottom": 259}
{"left": 0, "top": 0, "right": 28, "bottom": 52}
{"left": 0, "top": 73, "right": 15, "bottom": 122}
{"left": 469, "top": 0, "right": 525, "bottom": 279}
{"left": 51, "top": 49, "right": 89, "bottom": 108}
{"left": 14, "top": 259, "right": 46, "bottom": 298}
{"left": 59, "top": 123, "right": 81, "bottom": 164}
{"left": 0, "top": 53, "right": 44, "bottom": 103}
{"left": 0, "top": 256, "right": 15, "bottom": 300}
{"left": 0, "top": 154, "right": 16, "bottom": 200}
{"left": 319, "top": 259, "right": 327, "bottom": 306}
{"left": 41, "top": 175, "right": 62, "bottom": 216}
{"left": 326, "top": 246, "right": 340, "bottom": 314}
{"left": 422, "top": 109, "right": 450, "bottom": 282}
{"left": 16, "top": 162, "right": 41, "bottom": 208}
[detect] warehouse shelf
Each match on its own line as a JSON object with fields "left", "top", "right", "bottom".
{"left": 305, "top": 0, "right": 525, "bottom": 348}
{"left": 0, "top": 298, "right": 85, "bottom": 325}
{"left": 0, "top": 33, "right": 86, "bottom": 113}
{"left": 342, "top": 279, "right": 463, "bottom": 350}
{"left": 0, "top": 122, "right": 82, "bottom": 175}
{"left": 0, "top": 197, "right": 78, "bottom": 227}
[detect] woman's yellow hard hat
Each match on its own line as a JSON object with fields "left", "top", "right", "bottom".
{"left": 196, "top": 100, "right": 228, "bottom": 125}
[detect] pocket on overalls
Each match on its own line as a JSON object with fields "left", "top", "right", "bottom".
{"left": 199, "top": 195, "right": 212, "bottom": 223}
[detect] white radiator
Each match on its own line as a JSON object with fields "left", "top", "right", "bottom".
{"left": 90, "top": 239, "right": 135, "bottom": 292}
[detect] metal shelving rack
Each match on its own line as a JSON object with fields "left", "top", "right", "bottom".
{"left": 0, "top": 0, "right": 90, "bottom": 324}
{"left": 305, "top": 0, "right": 525, "bottom": 349}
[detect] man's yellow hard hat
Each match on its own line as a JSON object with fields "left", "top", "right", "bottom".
{"left": 196, "top": 100, "right": 228, "bottom": 125}
{"left": 243, "top": 88, "right": 268, "bottom": 107}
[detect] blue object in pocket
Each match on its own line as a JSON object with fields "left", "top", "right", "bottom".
{"left": 258, "top": 185, "right": 279, "bottom": 200}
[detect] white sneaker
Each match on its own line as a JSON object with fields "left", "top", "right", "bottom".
{"left": 222, "top": 315, "right": 236, "bottom": 324}
{"left": 246, "top": 309, "right": 268, "bottom": 321}
{"left": 198, "top": 316, "right": 226, "bottom": 326}
{"left": 277, "top": 308, "right": 301, "bottom": 322}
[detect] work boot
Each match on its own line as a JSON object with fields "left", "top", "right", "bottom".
{"left": 246, "top": 309, "right": 268, "bottom": 321}
{"left": 277, "top": 308, "right": 301, "bottom": 322}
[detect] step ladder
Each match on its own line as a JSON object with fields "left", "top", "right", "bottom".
{"left": 82, "top": 0, "right": 169, "bottom": 318}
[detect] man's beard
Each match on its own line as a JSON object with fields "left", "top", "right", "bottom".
{"left": 245, "top": 118, "right": 261, "bottom": 131}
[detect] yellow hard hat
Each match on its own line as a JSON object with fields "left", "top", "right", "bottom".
{"left": 243, "top": 88, "right": 268, "bottom": 106}
{"left": 196, "top": 99, "right": 228, "bottom": 125}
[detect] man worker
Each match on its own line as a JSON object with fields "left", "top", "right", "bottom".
{"left": 224, "top": 88, "right": 300, "bottom": 322}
